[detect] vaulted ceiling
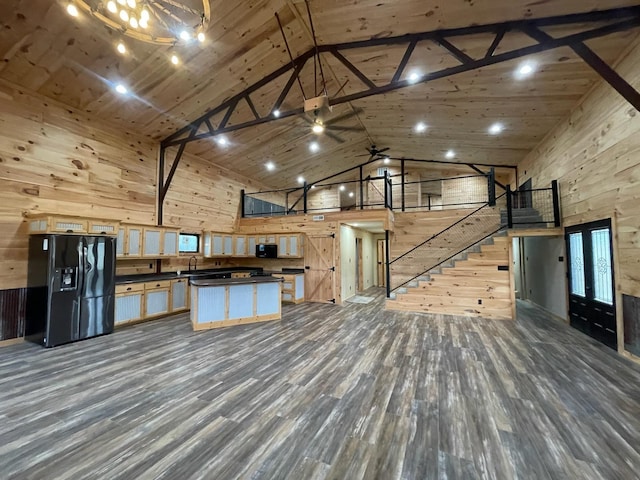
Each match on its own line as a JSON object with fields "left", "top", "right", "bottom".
{"left": 1, "top": 0, "right": 639, "bottom": 190}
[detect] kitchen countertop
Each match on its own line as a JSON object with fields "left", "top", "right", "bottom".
{"left": 115, "top": 267, "right": 261, "bottom": 285}
{"left": 190, "top": 276, "right": 284, "bottom": 287}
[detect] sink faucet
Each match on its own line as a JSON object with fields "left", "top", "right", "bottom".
{"left": 188, "top": 256, "right": 198, "bottom": 272}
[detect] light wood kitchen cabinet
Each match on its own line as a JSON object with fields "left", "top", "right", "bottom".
{"left": 162, "top": 228, "right": 180, "bottom": 256}
{"left": 144, "top": 280, "right": 170, "bottom": 317}
{"left": 280, "top": 273, "right": 305, "bottom": 304}
{"left": 277, "top": 234, "right": 304, "bottom": 258}
{"left": 171, "top": 278, "right": 189, "bottom": 312}
{"left": 116, "top": 225, "right": 143, "bottom": 259}
{"left": 203, "top": 232, "right": 212, "bottom": 257}
{"left": 257, "top": 234, "right": 277, "bottom": 244}
{"left": 211, "top": 233, "right": 234, "bottom": 257}
{"left": 234, "top": 235, "right": 247, "bottom": 256}
{"left": 247, "top": 236, "right": 257, "bottom": 257}
{"left": 143, "top": 227, "right": 163, "bottom": 257}
{"left": 115, "top": 283, "right": 144, "bottom": 325}
{"left": 28, "top": 214, "right": 119, "bottom": 236}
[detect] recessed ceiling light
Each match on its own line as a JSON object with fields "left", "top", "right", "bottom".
{"left": 383, "top": 157, "right": 390, "bottom": 164}
{"left": 119, "top": 9, "right": 129, "bottom": 22}
{"left": 297, "top": 176, "right": 305, "bottom": 184}
{"left": 139, "top": 17, "right": 148, "bottom": 29}
{"left": 129, "top": 16, "right": 138, "bottom": 29}
{"left": 309, "top": 142, "right": 319, "bottom": 153}
{"left": 516, "top": 61, "right": 536, "bottom": 79}
{"left": 349, "top": 192, "right": 354, "bottom": 198}
{"left": 117, "top": 42, "right": 126, "bottom": 54}
{"left": 126, "top": 0, "right": 136, "bottom": 8}
{"left": 216, "top": 136, "right": 228, "bottom": 146}
{"left": 414, "top": 122, "right": 427, "bottom": 133}
{"left": 445, "top": 150, "right": 456, "bottom": 159}
{"left": 408, "top": 71, "right": 421, "bottom": 84}
{"left": 197, "top": 32, "right": 205, "bottom": 43}
{"left": 265, "top": 162, "right": 275, "bottom": 171}
{"left": 339, "top": 185, "right": 345, "bottom": 191}
{"left": 115, "top": 84, "right": 128, "bottom": 95}
{"left": 107, "top": 1, "right": 117, "bottom": 13}
{"left": 273, "top": 109, "right": 280, "bottom": 118}
{"left": 171, "top": 54, "right": 179, "bottom": 65}
{"left": 179, "top": 30, "right": 190, "bottom": 41}
{"left": 312, "top": 123, "right": 324, "bottom": 134}
{"left": 67, "top": 3, "right": 79, "bottom": 16}
{"left": 489, "top": 123, "right": 504, "bottom": 135}
{"left": 311, "top": 185, "right": 316, "bottom": 189}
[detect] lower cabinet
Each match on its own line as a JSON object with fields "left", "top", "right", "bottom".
{"left": 280, "top": 273, "right": 305, "bottom": 304}
{"left": 144, "top": 280, "right": 170, "bottom": 318}
{"left": 171, "top": 278, "right": 189, "bottom": 312}
{"left": 115, "top": 284, "right": 144, "bottom": 325}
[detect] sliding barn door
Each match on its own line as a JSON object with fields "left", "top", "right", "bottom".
{"left": 305, "top": 234, "right": 336, "bottom": 304}
{"left": 566, "top": 219, "right": 617, "bottom": 349}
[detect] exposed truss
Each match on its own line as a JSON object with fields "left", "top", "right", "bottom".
{"left": 157, "top": 6, "right": 640, "bottom": 223}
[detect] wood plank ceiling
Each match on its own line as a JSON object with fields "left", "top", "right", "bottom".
{"left": 1, "top": 0, "right": 639, "bottom": 190}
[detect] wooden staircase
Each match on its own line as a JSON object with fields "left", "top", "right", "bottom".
{"left": 386, "top": 233, "right": 513, "bottom": 320}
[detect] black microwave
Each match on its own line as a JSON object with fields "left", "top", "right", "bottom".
{"left": 256, "top": 244, "right": 277, "bottom": 258}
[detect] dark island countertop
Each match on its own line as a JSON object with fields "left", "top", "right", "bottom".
{"left": 115, "top": 267, "right": 261, "bottom": 285}
{"left": 190, "top": 276, "right": 284, "bottom": 287}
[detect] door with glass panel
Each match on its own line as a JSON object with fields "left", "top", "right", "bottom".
{"left": 566, "top": 219, "right": 616, "bottom": 349}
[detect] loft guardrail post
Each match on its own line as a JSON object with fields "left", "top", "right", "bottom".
{"left": 506, "top": 185, "right": 513, "bottom": 228}
{"left": 551, "top": 180, "right": 561, "bottom": 227}
{"left": 384, "top": 171, "right": 389, "bottom": 208}
{"left": 388, "top": 173, "right": 393, "bottom": 210}
{"left": 240, "top": 189, "right": 245, "bottom": 218}
{"left": 488, "top": 168, "right": 496, "bottom": 206}
{"left": 303, "top": 182, "right": 308, "bottom": 214}
{"left": 401, "top": 158, "right": 406, "bottom": 212}
{"left": 285, "top": 191, "right": 289, "bottom": 215}
{"left": 385, "top": 230, "right": 391, "bottom": 298}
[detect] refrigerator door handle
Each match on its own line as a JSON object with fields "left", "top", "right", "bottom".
{"left": 78, "top": 240, "right": 85, "bottom": 295}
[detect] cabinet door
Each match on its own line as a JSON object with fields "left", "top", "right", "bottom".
{"left": 115, "top": 293, "right": 144, "bottom": 324}
{"left": 235, "top": 236, "right": 246, "bottom": 256}
{"left": 203, "top": 232, "right": 212, "bottom": 257}
{"left": 171, "top": 280, "right": 188, "bottom": 311}
{"left": 289, "top": 235, "right": 299, "bottom": 257}
{"left": 279, "top": 236, "right": 288, "bottom": 257}
{"left": 145, "top": 288, "right": 169, "bottom": 317}
{"left": 143, "top": 228, "right": 162, "bottom": 257}
{"left": 248, "top": 236, "right": 256, "bottom": 257}
{"left": 212, "top": 234, "right": 224, "bottom": 255}
{"left": 163, "top": 230, "right": 178, "bottom": 256}
{"left": 223, "top": 235, "right": 234, "bottom": 256}
{"left": 116, "top": 227, "right": 126, "bottom": 257}
{"left": 295, "top": 274, "right": 305, "bottom": 300}
{"left": 127, "top": 227, "right": 142, "bottom": 257}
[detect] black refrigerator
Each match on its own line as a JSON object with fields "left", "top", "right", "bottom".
{"left": 25, "top": 234, "right": 116, "bottom": 347}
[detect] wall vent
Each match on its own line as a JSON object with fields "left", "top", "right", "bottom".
{"left": 312, "top": 215, "right": 325, "bottom": 221}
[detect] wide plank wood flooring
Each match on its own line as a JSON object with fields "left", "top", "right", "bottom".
{"left": 2, "top": 288, "right": 640, "bottom": 479}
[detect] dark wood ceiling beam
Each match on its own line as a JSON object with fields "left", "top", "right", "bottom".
{"left": 434, "top": 34, "right": 473, "bottom": 64}
{"left": 329, "top": 48, "right": 376, "bottom": 89}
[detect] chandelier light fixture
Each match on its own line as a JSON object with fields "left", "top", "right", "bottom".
{"left": 70, "top": 0, "right": 211, "bottom": 45}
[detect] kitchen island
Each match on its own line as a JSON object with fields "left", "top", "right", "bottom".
{"left": 190, "top": 276, "right": 283, "bottom": 331}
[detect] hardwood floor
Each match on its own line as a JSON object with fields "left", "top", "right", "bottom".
{"left": 2, "top": 288, "right": 640, "bottom": 479}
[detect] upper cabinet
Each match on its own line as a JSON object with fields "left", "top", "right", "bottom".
{"left": 162, "top": 228, "right": 180, "bottom": 257}
{"left": 203, "top": 232, "right": 303, "bottom": 259}
{"left": 278, "top": 234, "right": 303, "bottom": 258}
{"left": 116, "top": 225, "right": 181, "bottom": 259}
{"left": 143, "top": 227, "right": 163, "bottom": 257}
{"left": 28, "top": 214, "right": 119, "bottom": 236}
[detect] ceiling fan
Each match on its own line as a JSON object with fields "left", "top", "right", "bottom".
{"left": 276, "top": 1, "right": 365, "bottom": 144}
{"left": 359, "top": 145, "right": 391, "bottom": 161}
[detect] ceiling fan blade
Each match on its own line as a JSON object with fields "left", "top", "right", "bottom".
{"left": 324, "top": 130, "right": 345, "bottom": 144}
{"left": 377, "top": 147, "right": 390, "bottom": 154}
{"left": 299, "top": 113, "right": 315, "bottom": 125}
{"left": 326, "top": 108, "right": 363, "bottom": 125}
{"left": 326, "top": 125, "right": 365, "bottom": 132}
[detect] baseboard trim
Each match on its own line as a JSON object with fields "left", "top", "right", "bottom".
{"left": 0, "top": 337, "right": 25, "bottom": 348}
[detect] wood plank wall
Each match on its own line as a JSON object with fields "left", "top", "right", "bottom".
{"left": 0, "top": 81, "right": 268, "bottom": 289}
{"left": 518, "top": 39, "right": 640, "bottom": 299}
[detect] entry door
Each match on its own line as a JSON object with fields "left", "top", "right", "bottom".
{"left": 305, "top": 234, "right": 336, "bottom": 303}
{"left": 566, "top": 219, "right": 616, "bottom": 349}
{"left": 377, "top": 240, "right": 386, "bottom": 287}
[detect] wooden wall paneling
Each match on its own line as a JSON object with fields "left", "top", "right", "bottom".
{"left": 518, "top": 36, "right": 640, "bottom": 302}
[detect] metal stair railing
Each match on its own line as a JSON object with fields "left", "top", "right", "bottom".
{"left": 387, "top": 193, "right": 507, "bottom": 297}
